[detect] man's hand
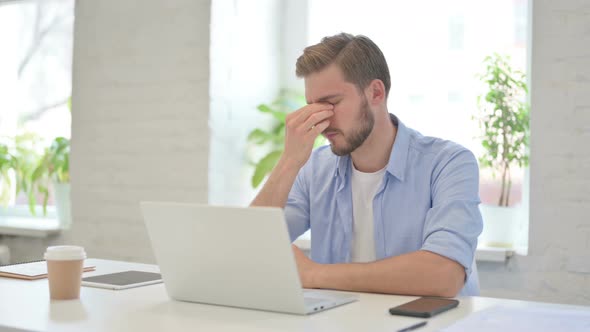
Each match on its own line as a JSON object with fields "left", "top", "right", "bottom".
{"left": 283, "top": 103, "right": 334, "bottom": 169}
{"left": 250, "top": 103, "right": 333, "bottom": 208}
{"left": 292, "top": 245, "right": 321, "bottom": 288}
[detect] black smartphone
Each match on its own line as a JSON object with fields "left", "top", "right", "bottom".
{"left": 389, "top": 297, "right": 459, "bottom": 318}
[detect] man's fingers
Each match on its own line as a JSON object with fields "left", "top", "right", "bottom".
{"left": 300, "top": 110, "right": 334, "bottom": 133}
{"left": 291, "top": 103, "right": 334, "bottom": 125}
{"left": 306, "top": 119, "right": 330, "bottom": 138}
{"left": 281, "top": 103, "right": 333, "bottom": 168}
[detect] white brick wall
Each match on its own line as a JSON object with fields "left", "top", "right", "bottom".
{"left": 65, "top": 0, "right": 210, "bottom": 263}
{"left": 478, "top": 0, "right": 590, "bottom": 305}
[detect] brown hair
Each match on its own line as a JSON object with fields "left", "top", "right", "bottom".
{"left": 296, "top": 33, "right": 391, "bottom": 97}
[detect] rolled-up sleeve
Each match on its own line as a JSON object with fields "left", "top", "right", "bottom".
{"left": 420, "top": 148, "right": 483, "bottom": 279}
{"left": 284, "top": 168, "right": 311, "bottom": 242}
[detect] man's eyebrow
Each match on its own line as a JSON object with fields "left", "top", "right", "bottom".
{"left": 307, "top": 94, "right": 343, "bottom": 104}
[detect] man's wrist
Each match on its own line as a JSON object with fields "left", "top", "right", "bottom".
{"left": 310, "top": 262, "right": 328, "bottom": 289}
{"left": 277, "top": 155, "right": 305, "bottom": 175}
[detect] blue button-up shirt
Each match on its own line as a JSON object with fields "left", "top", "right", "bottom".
{"left": 285, "top": 115, "right": 483, "bottom": 295}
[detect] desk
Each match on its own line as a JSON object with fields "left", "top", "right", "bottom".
{"left": 1, "top": 259, "right": 589, "bottom": 332}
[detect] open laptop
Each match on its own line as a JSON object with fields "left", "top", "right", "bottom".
{"left": 140, "top": 202, "right": 358, "bottom": 315}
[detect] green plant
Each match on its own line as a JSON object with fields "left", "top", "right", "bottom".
{"left": 29, "top": 136, "right": 70, "bottom": 215}
{"left": 10, "top": 134, "right": 43, "bottom": 210}
{"left": 476, "top": 53, "right": 530, "bottom": 207}
{"left": 247, "top": 90, "right": 325, "bottom": 188}
{"left": 0, "top": 98, "right": 71, "bottom": 213}
{"left": 0, "top": 143, "right": 15, "bottom": 206}
{"left": 0, "top": 133, "right": 46, "bottom": 209}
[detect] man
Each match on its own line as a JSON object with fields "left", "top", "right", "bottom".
{"left": 251, "top": 33, "right": 483, "bottom": 297}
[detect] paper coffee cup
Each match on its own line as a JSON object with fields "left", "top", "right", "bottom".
{"left": 44, "top": 246, "right": 87, "bottom": 300}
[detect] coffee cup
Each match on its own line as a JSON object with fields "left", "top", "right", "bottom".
{"left": 44, "top": 246, "right": 86, "bottom": 300}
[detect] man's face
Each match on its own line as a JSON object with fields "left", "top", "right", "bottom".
{"left": 304, "top": 63, "right": 375, "bottom": 156}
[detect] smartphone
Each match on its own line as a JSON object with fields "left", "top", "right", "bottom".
{"left": 389, "top": 297, "right": 459, "bottom": 318}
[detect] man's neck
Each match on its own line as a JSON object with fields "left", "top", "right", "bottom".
{"left": 351, "top": 110, "right": 397, "bottom": 173}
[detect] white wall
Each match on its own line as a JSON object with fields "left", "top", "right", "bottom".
{"left": 280, "top": 0, "right": 307, "bottom": 92}
{"left": 478, "top": 0, "right": 590, "bottom": 305}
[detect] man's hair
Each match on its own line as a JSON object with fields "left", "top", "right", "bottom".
{"left": 295, "top": 33, "right": 391, "bottom": 97}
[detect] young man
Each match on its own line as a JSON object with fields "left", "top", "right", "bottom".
{"left": 251, "top": 33, "right": 482, "bottom": 297}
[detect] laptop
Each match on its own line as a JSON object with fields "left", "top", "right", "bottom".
{"left": 140, "top": 202, "right": 358, "bottom": 315}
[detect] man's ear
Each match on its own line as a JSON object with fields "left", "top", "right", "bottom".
{"left": 365, "top": 79, "right": 386, "bottom": 106}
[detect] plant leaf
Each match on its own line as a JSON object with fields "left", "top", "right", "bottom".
{"left": 247, "top": 129, "right": 272, "bottom": 144}
{"left": 257, "top": 104, "right": 287, "bottom": 122}
{"left": 251, "top": 150, "right": 282, "bottom": 188}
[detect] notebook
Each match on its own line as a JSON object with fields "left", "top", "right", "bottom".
{"left": 0, "top": 260, "right": 96, "bottom": 280}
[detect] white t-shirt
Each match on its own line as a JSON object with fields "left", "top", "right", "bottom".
{"left": 350, "top": 163, "right": 387, "bottom": 263}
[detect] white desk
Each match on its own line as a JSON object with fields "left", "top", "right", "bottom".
{"left": 1, "top": 259, "right": 589, "bottom": 332}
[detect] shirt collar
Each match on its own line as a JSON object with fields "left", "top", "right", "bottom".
{"left": 334, "top": 153, "right": 349, "bottom": 179}
{"left": 334, "top": 113, "right": 409, "bottom": 182}
{"left": 386, "top": 114, "right": 409, "bottom": 182}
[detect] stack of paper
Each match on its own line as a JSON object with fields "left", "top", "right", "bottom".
{"left": 438, "top": 305, "right": 590, "bottom": 332}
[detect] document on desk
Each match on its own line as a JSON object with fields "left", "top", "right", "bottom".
{"left": 438, "top": 305, "right": 590, "bottom": 332}
{"left": 0, "top": 260, "right": 95, "bottom": 280}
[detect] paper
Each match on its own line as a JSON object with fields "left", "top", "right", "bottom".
{"left": 0, "top": 260, "right": 95, "bottom": 280}
{"left": 438, "top": 305, "right": 590, "bottom": 332}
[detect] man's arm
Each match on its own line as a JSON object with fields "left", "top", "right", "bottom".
{"left": 250, "top": 158, "right": 301, "bottom": 208}
{"left": 292, "top": 148, "right": 482, "bottom": 297}
{"left": 251, "top": 103, "right": 333, "bottom": 208}
{"left": 293, "top": 246, "right": 465, "bottom": 297}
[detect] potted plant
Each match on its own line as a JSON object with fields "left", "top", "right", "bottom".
{"left": 475, "top": 53, "right": 530, "bottom": 247}
{"left": 29, "top": 137, "right": 71, "bottom": 228}
{"left": 247, "top": 90, "right": 325, "bottom": 188}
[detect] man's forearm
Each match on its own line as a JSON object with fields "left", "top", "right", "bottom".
{"left": 310, "top": 251, "right": 465, "bottom": 297}
{"left": 250, "top": 157, "right": 301, "bottom": 208}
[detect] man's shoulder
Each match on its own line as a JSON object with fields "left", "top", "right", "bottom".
{"left": 406, "top": 126, "right": 474, "bottom": 161}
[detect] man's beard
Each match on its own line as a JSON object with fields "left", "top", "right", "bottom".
{"left": 330, "top": 97, "right": 375, "bottom": 156}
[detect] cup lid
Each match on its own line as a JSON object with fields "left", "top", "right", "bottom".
{"left": 44, "top": 246, "right": 87, "bottom": 261}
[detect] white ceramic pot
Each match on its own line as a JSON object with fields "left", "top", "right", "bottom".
{"left": 53, "top": 182, "right": 71, "bottom": 229}
{"left": 478, "top": 204, "right": 518, "bottom": 248}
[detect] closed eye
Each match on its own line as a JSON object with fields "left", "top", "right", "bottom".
{"left": 314, "top": 94, "right": 343, "bottom": 105}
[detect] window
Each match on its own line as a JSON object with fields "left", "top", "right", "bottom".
{"left": 0, "top": 0, "right": 74, "bottom": 218}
